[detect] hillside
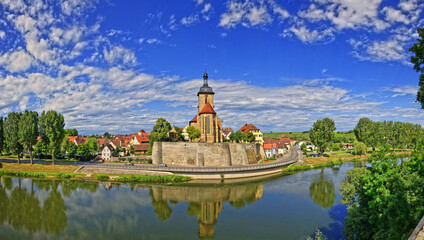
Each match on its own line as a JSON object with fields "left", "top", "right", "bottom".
{"left": 263, "top": 131, "right": 357, "bottom": 143}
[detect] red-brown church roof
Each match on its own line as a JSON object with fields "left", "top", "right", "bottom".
{"left": 190, "top": 115, "right": 198, "bottom": 122}
{"left": 199, "top": 102, "right": 216, "bottom": 114}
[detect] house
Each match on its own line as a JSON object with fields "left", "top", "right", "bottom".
{"left": 264, "top": 143, "right": 277, "bottom": 158}
{"left": 97, "top": 138, "right": 106, "bottom": 146}
{"left": 238, "top": 124, "right": 264, "bottom": 144}
{"left": 102, "top": 144, "right": 114, "bottom": 160}
{"left": 168, "top": 127, "right": 179, "bottom": 142}
{"left": 133, "top": 143, "right": 150, "bottom": 154}
{"left": 222, "top": 128, "right": 234, "bottom": 141}
{"left": 66, "top": 136, "right": 87, "bottom": 146}
{"left": 182, "top": 125, "right": 190, "bottom": 141}
{"left": 264, "top": 138, "right": 291, "bottom": 155}
{"left": 342, "top": 143, "right": 353, "bottom": 150}
{"left": 130, "top": 133, "right": 149, "bottom": 145}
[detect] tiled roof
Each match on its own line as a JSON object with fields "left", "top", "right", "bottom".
{"left": 222, "top": 128, "right": 233, "bottom": 135}
{"left": 190, "top": 115, "right": 198, "bottom": 122}
{"left": 199, "top": 102, "right": 216, "bottom": 114}
{"left": 135, "top": 133, "right": 149, "bottom": 143}
{"left": 133, "top": 143, "right": 149, "bottom": 151}
{"left": 97, "top": 138, "right": 106, "bottom": 146}
{"left": 238, "top": 124, "right": 259, "bottom": 133}
{"left": 263, "top": 143, "right": 276, "bottom": 149}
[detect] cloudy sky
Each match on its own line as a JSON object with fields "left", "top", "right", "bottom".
{"left": 0, "top": 0, "right": 423, "bottom": 134}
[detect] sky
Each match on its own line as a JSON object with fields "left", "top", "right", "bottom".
{"left": 0, "top": 0, "right": 423, "bottom": 135}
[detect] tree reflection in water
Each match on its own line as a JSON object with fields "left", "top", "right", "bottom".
{"left": 0, "top": 177, "right": 99, "bottom": 235}
{"left": 309, "top": 170, "right": 336, "bottom": 209}
{"left": 149, "top": 182, "right": 264, "bottom": 239}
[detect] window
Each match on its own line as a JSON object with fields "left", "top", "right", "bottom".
{"left": 207, "top": 116, "right": 210, "bottom": 134}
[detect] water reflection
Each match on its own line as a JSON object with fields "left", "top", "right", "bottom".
{"left": 309, "top": 171, "right": 336, "bottom": 209}
{"left": 149, "top": 183, "right": 263, "bottom": 239}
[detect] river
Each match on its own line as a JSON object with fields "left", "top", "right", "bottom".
{"left": 0, "top": 162, "right": 362, "bottom": 240}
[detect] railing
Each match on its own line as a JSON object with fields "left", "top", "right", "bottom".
{"left": 84, "top": 149, "right": 302, "bottom": 173}
{"left": 409, "top": 215, "right": 424, "bottom": 240}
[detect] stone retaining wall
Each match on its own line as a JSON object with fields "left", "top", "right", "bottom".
{"left": 152, "top": 142, "right": 265, "bottom": 167}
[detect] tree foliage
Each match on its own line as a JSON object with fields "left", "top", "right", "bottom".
{"left": 230, "top": 131, "right": 246, "bottom": 143}
{"left": 354, "top": 117, "right": 373, "bottom": 148}
{"left": 340, "top": 144, "right": 424, "bottom": 240}
{"left": 353, "top": 141, "right": 367, "bottom": 155}
{"left": 309, "top": 118, "right": 336, "bottom": 154}
{"left": 18, "top": 110, "right": 39, "bottom": 164}
{"left": 244, "top": 132, "right": 256, "bottom": 142}
{"left": 0, "top": 117, "right": 4, "bottom": 154}
{"left": 409, "top": 28, "right": 424, "bottom": 109}
{"left": 148, "top": 118, "right": 172, "bottom": 154}
{"left": 39, "top": 111, "right": 65, "bottom": 165}
{"left": 186, "top": 126, "right": 201, "bottom": 141}
{"left": 4, "top": 112, "right": 23, "bottom": 163}
{"left": 64, "top": 128, "right": 78, "bottom": 136}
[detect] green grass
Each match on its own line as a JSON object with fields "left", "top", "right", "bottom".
{"left": 0, "top": 170, "right": 47, "bottom": 178}
{"left": 115, "top": 175, "right": 191, "bottom": 183}
{"left": 92, "top": 174, "right": 110, "bottom": 180}
{"left": 263, "top": 131, "right": 356, "bottom": 142}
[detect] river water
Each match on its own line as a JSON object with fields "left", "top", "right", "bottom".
{"left": 0, "top": 162, "right": 361, "bottom": 240}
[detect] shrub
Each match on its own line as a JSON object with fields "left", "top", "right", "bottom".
{"left": 94, "top": 174, "right": 110, "bottom": 180}
{"left": 0, "top": 163, "right": 2, "bottom": 168}
{"left": 56, "top": 173, "right": 75, "bottom": 178}
{"left": 0, "top": 170, "right": 46, "bottom": 178}
{"left": 147, "top": 159, "right": 153, "bottom": 164}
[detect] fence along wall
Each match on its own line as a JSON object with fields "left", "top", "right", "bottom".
{"left": 152, "top": 142, "right": 265, "bottom": 167}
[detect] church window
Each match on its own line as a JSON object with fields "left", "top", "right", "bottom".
{"left": 207, "top": 116, "right": 210, "bottom": 134}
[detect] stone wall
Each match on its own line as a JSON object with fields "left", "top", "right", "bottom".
{"left": 152, "top": 142, "right": 265, "bottom": 167}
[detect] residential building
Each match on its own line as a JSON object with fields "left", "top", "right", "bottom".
{"left": 264, "top": 143, "right": 277, "bottom": 158}
{"left": 222, "top": 128, "right": 233, "bottom": 141}
{"left": 238, "top": 124, "right": 264, "bottom": 144}
{"left": 133, "top": 143, "right": 149, "bottom": 154}
{"left": 102, "top": 144, "right": 114, "bottom": 160}
{"left": 182, "top": 125, "right": 190, "bottom": 141}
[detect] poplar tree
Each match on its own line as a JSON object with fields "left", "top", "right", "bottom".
{"left": 409, "top": 28, "right": 424, "bottom": 109}
{"left": 309, "top": 118, "right": 336, "bottom": 154}
{"left": 0, "top": 117, "right": 4, "bottom": 154}
{"left": 4, "top": 112, "right": 23, "bottom": 163}
{"left": 39, "top": 111, "right": 65, "bottom": 165}
{"left": 19, "top": 110, "right": 39, "bottom": 164}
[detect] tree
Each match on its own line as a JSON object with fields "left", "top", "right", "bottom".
{"left": 130, "top": 145, "right": 135, "bottom": 155}
{"left": 409, "top": 28, "right": 424, "bottom": 109}
{"left": 39, "top": 111, "right": 65, "bottom": 165}
{"left": 353, "top": 141, "right": 367, "bottom": 155}
{"left": 76, "top": 139, "right": 98, "bottom": 160}
{"left": 103, "top": 132, "right": 111, "bottom": 139}
{"left": 33, "top": 140, "right": 47, "bottom": 160}
{"left": 0, "top": 117, "right": 4, "bottom": 154}
{"left": 85, "top": 138, "right": 99, "bottom": 154}
{"left": 19, "top": 110, "right": 39, "bottom": 164}
{"left": 229, "top": 131, "right": 246, "bottom": 143}
{"left": 300, "top": 143, "right": 307, "bottom": 154}
{"left": 309, "top": 118, "right": 336, "bottom": 154}
{"left": 148, "top": 118, "right": 172, "bottom": 153}
{"left": 331, "top": 142, "right": 340, "bottom": 151}
{"left": 244, "top": 132, "right": 255, "bottom": 142}
{"left": 64, "top": 128, "right": 78, "bottom": 136}
{"left": 354, "top": 117, "right": 373, "bottom": 148}
{"left": 186, "top": 126, "right": 201, "bottom": 142}
{"left": 4, "top": 112, "right": 23, "bottom": 163}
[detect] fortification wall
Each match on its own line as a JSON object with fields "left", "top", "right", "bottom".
{"left": 152, "top": 142, "right": 265, "bottom": 167}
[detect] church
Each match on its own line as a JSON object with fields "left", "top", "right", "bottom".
{"left": 189, "top": 68, "right": 223, "bottom": 143}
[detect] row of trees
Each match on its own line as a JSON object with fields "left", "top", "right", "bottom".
{"left": 354, "top": 117, "right": 423, "bottom": 151}
{"left": 0, "top": 110, "right": 65, "bottom": 165}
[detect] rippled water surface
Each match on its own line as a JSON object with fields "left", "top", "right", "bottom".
{"left": 0, "top": 163, "right": 361, "bottom": 240}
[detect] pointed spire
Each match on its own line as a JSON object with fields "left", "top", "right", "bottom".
{"left": 203, "top": 64, "right": 208, "bottom": 84}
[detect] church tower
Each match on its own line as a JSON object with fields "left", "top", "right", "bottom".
{"left": 189, "top": 67, "right": 223, "bottom": 143}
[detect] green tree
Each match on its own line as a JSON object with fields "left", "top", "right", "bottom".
{"left": 39, "top": 111, "right": 65, "bottom": 165}
{"left": 354, "top": 117, "right": 373, "bottom": 148}
{"left": 19, "top": 110, "right": 39, "bottom": 164}
{"left": 186, "top": 126, "right": 201, "bottom": 142}
{"left": 230, "top": 131, "right": 246, "bottom": 143}
{"left": 76, "top": 142, "right": 91, "bottom": 159}
{"left": 353, "top": 141, "right": 367, "bottom": 155}
{"left": 33, "top": 140, "right": 47, "bottom": 160}
{"left": 4, "top": 112, "right": 23, "bottom": 163}
{"left": 148, "top": 118, "right": 172, "bottom": 153}
{"left": 103, "top": 132, "right": 111, "bottom": 139}
{"left": 85, "top": 138, "right": 99, "bottom": 154}
{"left": 300, "top": 143, "right": 307, "bottom": 154}
{"left": 331, "top": 142, "right": 340, "bottom": 151}
{"left": 244, "top": 132, "right": 255, "bottom": 142}
{"left": 64, "top": 128, "right": 78, "bottom": 136}
{"left": 130, "top": 145, "right": 135, "bottom": 155}
{"left": 409, "top": 28, "right": 424, "bottom": 109}
{"left": 309, "top": 118, "right": 336, "bottom": 154}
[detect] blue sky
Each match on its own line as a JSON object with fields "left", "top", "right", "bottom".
{"left": 0, "top": 0, "right": 423, "bottom": 134}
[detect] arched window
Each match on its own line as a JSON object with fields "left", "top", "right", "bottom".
{"left": 207, "top": 116, "right": 210, "bottom": 134}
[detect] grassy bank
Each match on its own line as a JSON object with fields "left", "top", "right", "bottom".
{"left": 0, "top": 162, "right": 191, "bottom": 183}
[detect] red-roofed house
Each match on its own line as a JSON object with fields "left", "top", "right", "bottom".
{"left": 97, "top": 138, "right": 106, "bottom": 146}
{"left": 238, "top": 124, "right": 264, "bottom": 144}
{"left": 133, "top": 143, "right": 149, "bottom": 154}
{"left": 222, "top": 128, "right": 233, "bottom": 141}
{"left": 264, "top": 143, "right": 277, "bottom": 158}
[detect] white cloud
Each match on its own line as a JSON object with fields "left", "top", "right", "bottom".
{"left": 391, "top": 85, "right": 418, "bottom": 97}
{"left": 0, "top": 0, "right": 26, "bottom": 12}
{"left": 273, "top": 6, "right": 290, "bottom": 19}
{"left": 349, "top": 37, "right": 409, "bottom": 64}
{"left": 61, "top": 0, "right": 97, "bottom": 16}
{"left": 381, "top": 6, "right": 410, "bottom": 24}
{"left": 103, "top": 46, "right": 137, "bottom": 65}
{"left": 219, "top": 1, "right": 272, "bottom": 28}
{"left": 146, "top": 38, "right": 159, "bottom": 44}
{"left": 50, "top": 26, "right": 83, "bottom": 45}
{"left": 25, "top": 33, "right": 56, "bottom": 65}
{"left": 14, "top": 15, "right": 37, "bottom": 34}
{"left": 285, "top": 25, "right": 334, "bottom": 43}
{"left": 181, "top": 15, "right": 199, "bottom": 26}
{"left": 0, "top": 31, "right": 5, "bottom": 39}
{"left": 0, "top": 49, "right": 33, "bottom": 72}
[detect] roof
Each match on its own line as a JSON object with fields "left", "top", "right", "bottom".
{"left": 190, "top": 115, "right": 198, "bottom": 122}
{"left": 66, "top": 136, "right": 78, "bottom": 142}
{"left": 102, "top": 144, "right": 114, "bottom": 152}
{"left": 97, "top": 138, "right": 106, "bottom": 146}
{"left": 198, "top": 70, "right": 215, "bottom": 95}
{"left": 110, "top": 139, "right": 122, "bottom": 147}
{"left": 135, "top": 133, "right": 149, "bottom": 143}
{"left": 263, "top": 143, "right": 277, "bottom": 149}
{"left": 199, "top": 102, "right": 216, "bottom": 114}
{"left": 74, "top": 138, "right": 87, "bottom": 145}
{"left": 133, "top": 143, "right": 149, "bottom": 151}
{"left": 238, "top": 124, "right": 259, "bottom": 133}
{"left": 222, "top": 128, "right": 234, "bottom": 135}
{"left": 169, "top": 127, "right": 177, "bottom": 133}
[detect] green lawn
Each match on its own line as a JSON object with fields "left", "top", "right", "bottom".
{"left": 263, "top": 131, "right": 357, "bottom": 142}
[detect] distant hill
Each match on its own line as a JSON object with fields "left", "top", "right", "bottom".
{"left": 263, "top": 131, "right": 357, "bottom": 143}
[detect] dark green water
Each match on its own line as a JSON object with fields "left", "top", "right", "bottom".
{"left": 0, "top": 163, "right": 360, "bottom": 240}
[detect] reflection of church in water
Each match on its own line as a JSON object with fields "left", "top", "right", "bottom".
{"left": 149, "top": 183, "right": 263, "bottom": 239}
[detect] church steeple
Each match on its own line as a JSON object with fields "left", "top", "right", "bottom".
{"left": 198, "top": 65, "right": 214, "bottom": 96}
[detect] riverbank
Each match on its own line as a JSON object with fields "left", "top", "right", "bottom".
{"left": 282, "top": 151, "right": 411, "bottom": 174}
{"left": 0, "top": 162, "right": 191, "bottom": 183}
